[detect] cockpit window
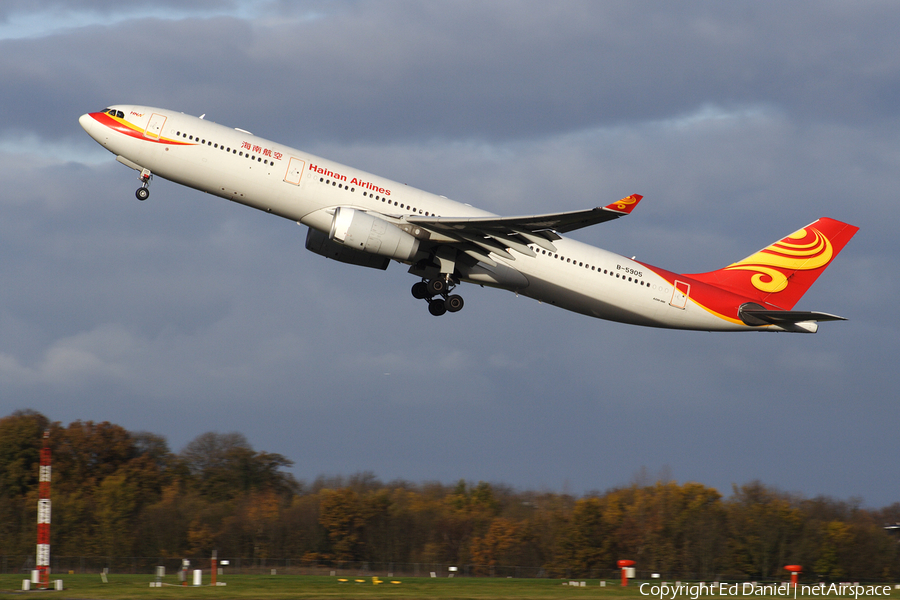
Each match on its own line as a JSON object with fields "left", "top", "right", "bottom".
{"left": 116, "top": 110, "right": 124, "bottom": 118}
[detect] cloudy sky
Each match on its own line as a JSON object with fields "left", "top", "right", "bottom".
{"left": 1, "top": 1, "right": 897, "bottom": 506}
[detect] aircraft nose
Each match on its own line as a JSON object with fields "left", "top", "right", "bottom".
{"left": 78, "top": 113, "right": 94, "bottom": 135}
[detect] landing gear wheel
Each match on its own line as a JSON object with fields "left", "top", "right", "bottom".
{"left": 135, "top": 168, "right": 152, "bottom": 201}
{"left": 411, "top": 281, "right": 429, "bottom": 299}
{"left": 427, "top": 278, "right": 447, "bottom": 296}
{"left": 428, "top": 299, "right": 448, "bottom": 316}
{"left": 446, "top": 294, "right": 464, "bottom": 313}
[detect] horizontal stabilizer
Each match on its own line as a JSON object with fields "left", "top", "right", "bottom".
{"left": 739, "top": 304, "right": 847, "bottom": 327}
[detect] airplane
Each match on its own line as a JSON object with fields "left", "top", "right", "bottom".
{"left": 79, "top": 106, "right": 859, "bottom": 333}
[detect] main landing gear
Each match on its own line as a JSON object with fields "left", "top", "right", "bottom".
{"left": 135, "top": 168, "right": 152, "bottom": 201}
{"left": 411, "top": 277, "right": 465, "bottom": 317}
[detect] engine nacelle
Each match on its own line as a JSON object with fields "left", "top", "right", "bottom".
{"left": 329, "top": 207, "right": 420, "bottom": 262}
{"left": 305, "top": 228, "right": 390, "bottom": 270}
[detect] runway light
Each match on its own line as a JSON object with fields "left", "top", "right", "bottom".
{"left": 785, "top": 565, "right": 802, "bottom": 588}
{"left": 617, "top": 560, "right": 635, "bottom": 587}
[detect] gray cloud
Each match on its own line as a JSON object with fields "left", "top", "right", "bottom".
{"left": 0, "top": 1, "right": 897, "bottom": 505}
{"left": 4, "top": 2, "right": 900, "bottom": 144}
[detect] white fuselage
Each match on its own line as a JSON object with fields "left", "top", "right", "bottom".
{"left": 79, "top": 105, "right": 756, "bottom": 331}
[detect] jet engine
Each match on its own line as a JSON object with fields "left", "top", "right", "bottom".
{"left": 329, "top": 207, "right": 420, "bottom": 262}
{"left": 305, "top": 228, "right": 390, "bottom": 270}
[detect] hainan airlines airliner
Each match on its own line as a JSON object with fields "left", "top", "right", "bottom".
{"left": 79, "top": 106, "right": 859, "bottom": 333}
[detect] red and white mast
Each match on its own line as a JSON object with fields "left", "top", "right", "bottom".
{"left": 36, "top": 429, "right": 51, "bottom": 589}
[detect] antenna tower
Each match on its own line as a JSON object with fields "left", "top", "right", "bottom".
{"left": 36, "top": 430, "right": 51, "bottom": 589}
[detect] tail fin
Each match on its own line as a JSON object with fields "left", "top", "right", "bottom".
{"left": 688, "top": 217, "right": 859, "bottom": 309}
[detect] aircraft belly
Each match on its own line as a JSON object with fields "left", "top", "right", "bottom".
{"left": 459, "top": 261, "right": 529, "bottom": 290}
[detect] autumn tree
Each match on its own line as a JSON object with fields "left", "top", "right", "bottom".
{"left": 180, "top": 431, "right": 296, "bottom": 500}
{"left": 0, "top": 410, "right": 50, "bottom": 554}
{"left": 550, "top": 496, "right": 615, "bottom": 576}
{"left": 470, "top": 517, "right": 523, "bottom": 572}
{"left": 725, "top": 481, "right": 804, "bottom": 577}
{"left": 318, "top": 487, "right": 374, "bottom": 561}
{"left": 0, "top": 410, "right": 49, "bottom": 496}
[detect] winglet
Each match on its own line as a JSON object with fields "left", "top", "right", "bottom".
{"left": 604, "top": 194, "right": 642, "bottom": 214}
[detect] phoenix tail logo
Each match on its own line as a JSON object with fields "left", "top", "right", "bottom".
{"left": 724, "top": 227, "right": 834, "bottom": 293}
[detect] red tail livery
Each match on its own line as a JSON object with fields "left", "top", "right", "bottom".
{"left": 688, "top": 218, "right": 859, "bottom": 310}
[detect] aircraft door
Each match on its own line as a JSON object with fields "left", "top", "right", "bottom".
{"left": 670, "top": 280, "right": 690, "bottom": 309}
{"left": 284, "top": 157, "right": 306, "bottom": 185}
{"left": 144, "top": 113, "right": 167, "bottom": 140}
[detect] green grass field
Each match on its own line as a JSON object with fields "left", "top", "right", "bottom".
{"left": 0, "top": 574, "right": 894, "bottom": 600}
{"left": 1, "top": 574, "right": 604, "bottom": 599}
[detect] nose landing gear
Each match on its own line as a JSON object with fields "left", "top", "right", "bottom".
{"left": 135, "top": 168, "right": 152, "bottom": 201}
{"left": 411, "top": 277, "right": 465, "bottom": 316}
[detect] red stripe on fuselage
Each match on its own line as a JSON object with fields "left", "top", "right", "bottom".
{"left": 89, "top": 112, "right": 194, "bottom": 146}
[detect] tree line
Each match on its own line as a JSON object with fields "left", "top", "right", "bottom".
{"left": 0, "top": 410, "right": 897, "bottom": 580}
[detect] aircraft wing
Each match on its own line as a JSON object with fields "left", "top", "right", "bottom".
{"left": 405, "top": 194, "right": 642, "bottom": 262}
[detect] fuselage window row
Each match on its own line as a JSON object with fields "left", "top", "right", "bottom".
{"left": 535, "top": 247, "right": 652, "bottom": 286}
{"left": 320, "top": 178, "right": 356, "bottom": 193}
{"left": 173, "top": 131, "right": 273, "bottom": 166}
